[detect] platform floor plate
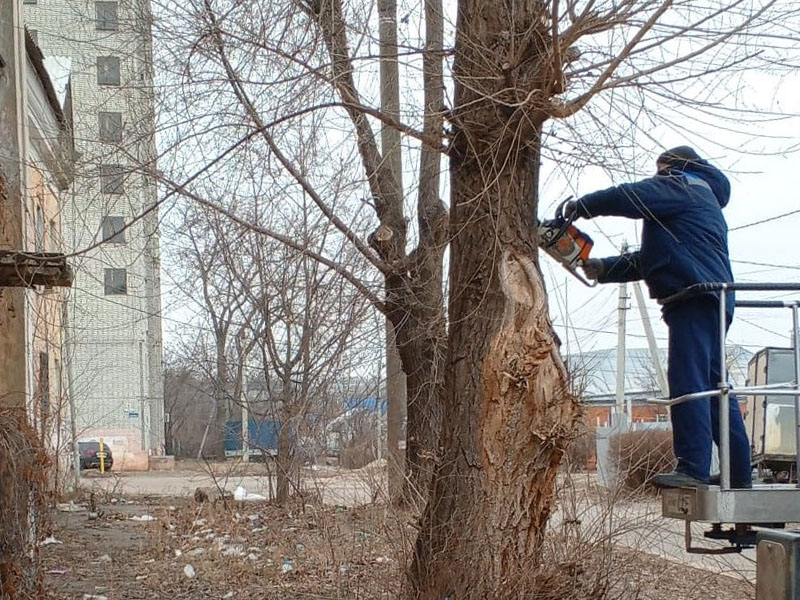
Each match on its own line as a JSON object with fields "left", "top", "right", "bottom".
{"left": 662, "top": 484, "right": 800, "bottom": 523}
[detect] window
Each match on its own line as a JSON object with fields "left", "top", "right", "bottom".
{"left": 98, "top": 111, "right": 122, "bottom": 142}
{"left": 97, "top": 56, "right": 120, "bottom": 86}
{"left": 104, "top": 268, "right": 127, "bottom": 295}
{"left": 96, "top": 1, "right": 118, "bottom": 30}
{"left": 23, "top": 0, "right": 37, "bottom": 4}
{"left": 35, "top": 205, "right": 45, "bottom": 252}
{"left": 100, "top": 164, "right": 123, "bottom": 194}
{"left": 101, "top": 216, "right": 125, "bottom": 243}
{"left": 29, "top": 29, "right": 38, "bottom": 45}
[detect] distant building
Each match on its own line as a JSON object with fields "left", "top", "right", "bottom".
{"left": 243, "top": 378, "right": 384, "bottom": 459}
{"left": 24, "top": 0, "right": 165, "bottom": 468}
{"left": 568, "top": 346, "right": 751, "bottom": 426}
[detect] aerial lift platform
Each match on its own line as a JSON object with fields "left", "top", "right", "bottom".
{"left": 644, "top": 283, "right": 800, "bottom": 598}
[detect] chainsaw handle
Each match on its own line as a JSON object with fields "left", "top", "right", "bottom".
{"left": 554, "top": 196, "right": 576, "bottom": 225}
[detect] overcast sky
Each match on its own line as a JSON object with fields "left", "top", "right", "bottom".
{"left": 540, "top": 70, "right": 800, "bottom": 360}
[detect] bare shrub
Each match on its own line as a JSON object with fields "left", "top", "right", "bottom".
{"left": 340, "top": 441, "right": 378, "bottom": 470}
{"left": 611, "top": 430, "right": 675, "bottom": 490}
{"left": 566, "top": 426, "right": 596, "bottom": 472}
{"left": 0, "top": 409, "right": 50, "bottom": 599}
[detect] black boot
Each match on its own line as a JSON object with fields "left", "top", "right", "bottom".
{"left": 650, "top": 471, "right": 707, "bottom": 489}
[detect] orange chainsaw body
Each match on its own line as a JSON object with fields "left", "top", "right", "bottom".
{"left": 537, "top": 201, "right": 596, "bottom": 286}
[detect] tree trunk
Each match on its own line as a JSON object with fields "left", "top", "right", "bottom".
{"left": 396, "top": 308, "right": 444, "bottom": 504}
{"left": 212, "top": 336, "right": 229, "bottom": 459}
{"left": 304, "top": 0, "right": 446, "bottom": 500}
{"left": 275, "top": 417, "right": 293, "bottom": 503}
{"left": 409, "top": 2, "right": 579, "bottom": 596}
{"left": 397, "top": 0, "right": 447, "bottom": 504}
{"left": 276, "top": 381, "right": 295, "bottom": 503}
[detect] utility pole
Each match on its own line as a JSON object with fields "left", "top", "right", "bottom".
{"left": 378, "top": 0, "right": 407, "bottom": 501}
{"left": 241, "top": 394, "right": 249, "bottom": 463}
{"left": 0, "top": 1, "right": 30, "bottom": 410}
{"left": 565, "top": 277, "right": 571, "bottom": 393}
{"left": 376, "top": 335, "right": 383, "bottom": 463}
{"left": 239, "top": 330, "right": 249, "bottom": 463}
{"left": 615, "top": 245, "right": 629, "bottom": 421}
{"left": 139, "top": 341, "right": 146, "bottom": 451}
{"left": 633, "top": 281, "right": 669, "bottom": 397}
{"left": 63, "top": 301, "right": 80, "bottom": 491}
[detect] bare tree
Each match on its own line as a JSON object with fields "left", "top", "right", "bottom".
{"left": 169, "top": 202, "right": 258, "bottom": 458}
{"left": 163, "top": 353, "right": 215, "bottom": 457}
{"left": 166, "top": 139, "right": 376, "bottom": 493}
{"left": 240, "top": 191, "right": 374, "bottom": 502}
{"left": 150, "top": 0, "right": 800, "bottom": 595}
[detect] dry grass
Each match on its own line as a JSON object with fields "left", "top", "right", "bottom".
{"left": 44, "top": 496, "right": 409, "bottom": 599}
{"left": 565, "top": 426, "right": 596, "bottom": 471}
{"left": 0, "top": 409, "right": 50, "bottom": 599}
{"left": 39, "top": 490, "right": 755, "bottom": 600}
{"left": 38, "top": 460, "right": 758, "bottom": 600}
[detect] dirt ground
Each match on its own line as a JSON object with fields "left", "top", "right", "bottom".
{"left": 39, "top": 490, "right": 756, "bottom": 600}
{"left": 79, "top": 462, "right": 381, "bottom": 508}
{"left": 42, "top": 497, "right": 403, "bottom": 600}
{"left": 78, "top": 466, "right": 758, "bottom": 581}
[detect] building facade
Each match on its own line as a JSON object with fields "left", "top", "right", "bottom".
{"left": 24, "top": 0, "right": 164, "bottom": 469}
{"left": 1, "top": 12, "right": 75, "bottom": 485}
{"left": 24, "top": 33, "right": 74, "bottom": 455}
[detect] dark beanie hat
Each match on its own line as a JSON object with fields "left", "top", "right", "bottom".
{"left": 657, "top": 145, "right": 702, "bottom": 169}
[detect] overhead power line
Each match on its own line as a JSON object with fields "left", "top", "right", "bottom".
{"left": 732, "top": 259, "right": 800, "bottom": 271}
{"left": 730, "top": 207, "right": 800, "bottom": 231}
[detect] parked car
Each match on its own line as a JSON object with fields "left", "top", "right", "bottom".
{"left": 78, "top": 441, "right": 113, "bottom": 471}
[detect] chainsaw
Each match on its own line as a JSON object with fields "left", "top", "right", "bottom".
{"left": 537, "top": 198, "right": 597, "bottom": 287}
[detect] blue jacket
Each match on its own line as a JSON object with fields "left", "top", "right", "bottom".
{"left": 575, "top": 160, "right": 733, "bottom": 302}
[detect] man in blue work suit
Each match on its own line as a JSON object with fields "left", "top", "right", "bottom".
{"left": 565, "top": 146, "right": 752, "bottom": 488}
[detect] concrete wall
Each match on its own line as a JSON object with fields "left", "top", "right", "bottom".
{"left": 0, "top": 3, "right": 30, "bottom": 412}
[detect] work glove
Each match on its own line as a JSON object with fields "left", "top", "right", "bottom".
{"left": 582, "top": 258, "right": 604, "bottom": 281}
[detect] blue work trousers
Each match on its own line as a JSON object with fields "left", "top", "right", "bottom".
{"left": 663, "top": 296, "right": 751, "bottom": 485}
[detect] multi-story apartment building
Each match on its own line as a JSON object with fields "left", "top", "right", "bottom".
{"left": 24, "top": 0, "right": 164, "bottom": 468}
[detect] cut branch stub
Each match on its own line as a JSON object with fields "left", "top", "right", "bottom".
{"left": 372, "top": 224, "right": 394, "bottom": 244}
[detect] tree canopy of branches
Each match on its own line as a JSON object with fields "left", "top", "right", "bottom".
{"left": 152, "top": 0, "right": 800, "bottom": 595}
{"left": 166, "top": 170, "right": 375, "bottom": 493}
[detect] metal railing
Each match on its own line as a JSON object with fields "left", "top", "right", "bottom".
{"left": 644, "top": 282, "right": 800, "bottom": 491}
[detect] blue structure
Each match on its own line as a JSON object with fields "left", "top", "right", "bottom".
{"left": 343, "top": 397, "right": 387, "bottom": 415}
{"left": 224, "top": 419, "right": 281, "bottom": 457}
